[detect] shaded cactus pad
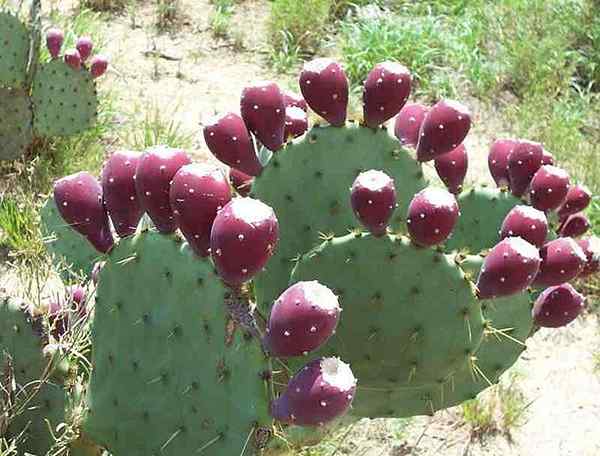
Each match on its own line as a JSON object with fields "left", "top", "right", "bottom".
{"left": 0, "top": 12, "right": 30, "bottom": 89}
{"left": 0, "top": 87, "right": 33, "bottom": 159}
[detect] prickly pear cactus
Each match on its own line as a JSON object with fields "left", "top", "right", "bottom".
{"left": 0, "top": 88, "right": 33, "bottom": 160}
{"left": 0, "top": 11, "right": 30, "bottom": 89}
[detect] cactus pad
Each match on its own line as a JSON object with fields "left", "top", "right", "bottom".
{"left": 0, "top": 12, "right": 30, "bottom": 89}
{"left": 32, "top": 60, "right": 98, "bottom": 137}
{"left": 252, "top": 123, "right": 428, "bottom": 309}
{"left": 83, "top": 231, "right": 272, "bottom": 456}
{"left": 0, "top": 88, "right": 33, "bottom": 160}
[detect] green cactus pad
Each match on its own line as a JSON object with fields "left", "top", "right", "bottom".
{"left": 0, "top": 12, "right": 30, "bottom": 89}
{"left": 40, "top": 198, "right": 102, "bottom": 280}
{"left": 289, "top": 233, "right": 484, "bottom": 406}
{"left": 444, "top": 186, "right": 521, "bottom": 254}
{"left": 0, "top": 88, "right": 33, "bottom": 160}
{"left": 252, "top": 123, "right": 428, "bottom": 310}
{"left": 32, "top": 60, "right": 98, "bottom": 137}
{"left": 83, "top": 231, "right": 273, "bottom": 456}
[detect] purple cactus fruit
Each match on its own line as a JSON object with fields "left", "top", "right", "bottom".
{"left": 90, "top": 55, "right": 108, "bottom": 78}
{"left": 406, "top": 187, "right": 459, "bottom": 247}
{"left": 271, "top": 357, "right": 357, "bottom": 427}
{"left": 53, "top": 172, "right": 113, "bottom": 253}
{"left": 558, "top": 213, "right": 590, "bottom": 238}
{"left": 48, "top": 285, "right": 87, "bottom": 338}
{"left": 169, "top": 164, "right": 232, "bottom": 257}
{"left": 76, "top": 36, "right": 94, "bottom": 61}
{"left": 362, "top": 61, "right": 411, "bottom": 128}
{"left": 240, "top": 81, "right": 286, "bottom": 151}
{"left": 264, "top": 281, "right": 341, "bottom": 357}
{"left": 283, "top": 91, "right": 308, "bottom": 112}
{"left": 557, "top": 184, "right": 592, "bottom": 220}
{"left": 541, "top": 148, "right": 554, "bottom": 166}
{"left": 210, "top": 197, "right": 279, "bottom": 286}
{"left": 101, "top": 150, "right": 143, "bottom": 237}
{"left": 488, "top": 139, "right": 518, "bottom": 187}
{"left": 499, "top": 205, "right": 548, "bottom": 248}
{"left": 299, "top": 58, "right": 349, "bottom": 127}
{"left": 529, "top": 165, "right": 570, "bottom": 211}
{"left": 229, "top": 168, "right": 253, "bottom": 197}
{"left": 134, "top": 146, "right": 191, "bottom": 233}
{"left": 92, "top": 261, "right": 105, "bottom": 285}
{"left": 577, "top": 236, "right": 600, "bottom": 278}
{"left": 46, "top": 28, "right": 64, "bottom": 59}
{"left": 350, "top": 170, "right": 397, "bottom": 237}
{"left": 476, "top": 237, "right": 541, "bottom": 299}
{"left": 393, "top": 103, "right": 428, "bottom": 147}
{"left": 532, "top": 284, "right": 585, "bottom": 328}
{"left": 534, "top": 237, "right": 587, "bottom": 287}
{"left": 506, "top": 140, "right": 543, "bottom": 197}
{"left": 64, "top": 49, "right": 82, "bottom": 70}
{"left": 284, "top": 106, "right": 309, "bottom": 139}
{"left": 203, "top": 113, "right": 262, "bottom": 177}
{"left": 433, "top": 143, "right": 468, "bottom": 194}
{"left": 415, "top": 99, "right": 471, "bottom": 162}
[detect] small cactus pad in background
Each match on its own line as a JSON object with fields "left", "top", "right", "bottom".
{"left": 350, "top": 170, "right": 397, "bottom": 237}
{"left": 64, "top": 49, "right": 82, "bottom": 70}
{"left": 499, "top": 205, "right": 549, "bottom": 248}
{"left": 532, "top": 284, "right": 585, "bottom": 328}
{"left": 240, "top": 81, "right": 286, "bottom": 151}
{"left": 53, "top": 171, "right": 113, "bottom": 253}
{"left": 46, "top": 28, "right": 64, "bottom": 59}
{"left": 271, "top": 357, "right": 357, "bottom": 426}
{"left": 488, "top": 139, "right": 518, "bottom": 187}
{"left": 134, "top": 146, "right": 191, "bottom": 233}
{"left": 284, "top": 106, "right": 309, "bottom": 139}
{"left": 507, "top": 140, "right": 543, "bottom": 197}
{"left": 394, "top": 102, "right": 428, "bottom": 147}
{"left": 229, "top": 168, "right": 253, "bottom": 196}
{"left": 558, "top": 184, "right": 592, "bottom": 219}
{"left": 204, "top": 113, "right": 263, "bottom": 176}
{"left": 416, "top": 99, "right": 471, "bottom": 162}
{"left": 529, "top": 165, "right": 570, "bottom": 211}
{"left": 76, "top": 36, "right": 93, "bottom": 61}
{"left": 559, "top": 213, "right": 590, "bottom": 238}
{"left": 434, "top": 144, "right": 468, "bottom": 194}
{"left": 283, "top": 90, "right": 307, "bottom": 111}
{"left": 299, "top": 58, "right": 349, "bottom": 127}
{"left": 170, "top": 164, "right": 232, "bottom": 257}
{"left": 265, "top": 281, "right": 341, "bottom": 357}
{"left": 476, "top": 237, "right": 541, "bottom": 299}
{"left": 577, "top": 236, "right": 600, "bottom": 277}
{"left": 0, "top": 88, "right": 33, "bottom": 160}
{"left": 534, "top": 237, "right": 586, "bottom": 286}
{"left": 362, "top": 61, "right": 411, "bottom": 128}
{"left": 89, "top": 54, "right": 108, "bottom": 78}
{"left": 101, "top": 150, "right": 143, "bottom": 237}
{"left": 0, "top": 12, "right": 30, "bottom": 88}
{"left": 406, "top": 187, "right": 459, "bottom": 247}
{"left": 210, "top": 197, "right": 279, "bottom": 286}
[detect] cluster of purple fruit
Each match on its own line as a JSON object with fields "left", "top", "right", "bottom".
{"left": 45, "top": 27, "right": 108, "bottom": 77}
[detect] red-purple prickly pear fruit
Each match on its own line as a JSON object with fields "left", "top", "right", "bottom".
{"left": 271, "top": 357, "right": 357, "bottom": 427}
{"left": 76, "top": 36, "right": 93, "bottom": 61}
{"left": 170, "top": 164, "right": 232, "bottom": 257}
{"left": 203, "top": 113, "right": 262, "bottom": 176}
{"left": 350, "top": 170, "right": 397, "bottom": 237}
{"left": 135, "top": 146, "right": 191, "bottom": 233}
{"left": 532, "top": 284, "right": 585, "bottom": 328}
{"left": 529, "top": 165, "right": 570, "bottom": 211}
{"left": 499, "top": 205, "right": 548, "bottom": 248}
{"left": 47, "top": 285, "right": 87, "bottom": 338}
{"left": 557, "top": 184, "right": 592, "bottom": 220}
{"left": 90, "top": 55, "right": 108, "bottom": 78}
{"left": 558, "top": 213, "right": 590, "bottom": 238}
{"left": 284, "top": 107, "right": 309, "bottom": 139}
{"left": 415, "top": 100, "right": 471, "bottom": 162}
{"left": 477, "top": 237, "right": 541, "bottom": 299}
{"left": 541, "top": 149, "right": 554, "bottom": 166}
{"left": 92, "top": 261, "right": 105, "bottom": 285}
{"left": 433, "top": 143, "right": 468, "bottom": 194}
{"left": 46, "top": 28, "right": 64, "bottom": 59}
{"left": 265, "top": 281, "right": 341, "bottom": 357}
{"left": 406, "top": 187, "right": 459, "bottom": 247}
{"left": 488, "top": 139, "right": 518, "bottom": 187}
{"left": 53, "top": 172, "right": 113, "bottom": 253}
{"left": 507, "top": 140, "right": 543, "bottom": 197}
{"left": 283, "top": 91, "right": 308, "bottom": 112}
{"left": 362, "top": 61, "right": 411, "bottom": 128}
{"left": 393, "top": 103, "right": 428, "bottom": 147}
{"left": 210, "top": 197, "right": 279, "bottom": 286}
{"left": 64, "top": 49, "right": 82, "bottom": 70}
{"left": 101, "top": 150, "right": 143, "bottom": 237}
{"left": 229, "top": 168, "right": 253, "bottom": 197}
{"left": 577, "top": 236, "right": 600, "bottom": 278}
{"left": 299, "top": 58, "right": 349, "bottom": 127}
{"left": 534, "top": 237, "right": 587, "bottom": 287}
{"left": 240, "top": 81, "right": 286, "bottom": 151}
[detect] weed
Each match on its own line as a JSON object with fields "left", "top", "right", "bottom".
{"left": 80, "top": 0, "right": 128, "bottom": 11}
{"left": 268, "top": 30, "right": 302, "bottom": 74}
{"left": 156, "top": 0, "right": 180, "bottom": 30}
{"left": 124, "top": 104, "right": 193, "bottom": 151}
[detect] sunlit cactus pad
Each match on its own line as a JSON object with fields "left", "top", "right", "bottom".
{"left": 0, "top": 87, "right": 33, "bottom": 159}
{"left": 0, "top": 12, "right": 30, "bottom": 89}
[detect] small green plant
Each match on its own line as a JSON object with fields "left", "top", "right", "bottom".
{"left": 0, "top": 195, "right": 39, "bottom": 256}
{"left": 461, "top": 398, "right": 496, "bottom": 438}
{"left": 210, "top": 0, "right": 234, "bottom": 39}
{"left": 156, "top": 0, "right": 180, "bottom": 30}
{"left": 80, "top": 0, "right": 128, "bottom": 10}
{"left": 268, "top": 30, "right": 302, "bottom": 74}
{"left": 124, "top": 104, "right": 193, "bottom": 150}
